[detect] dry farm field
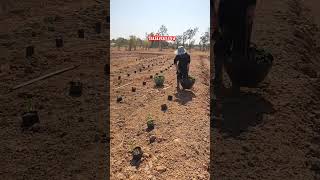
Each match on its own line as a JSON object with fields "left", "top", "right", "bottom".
{"left": 110, "top": 48, "right": 210, "bottom": 179}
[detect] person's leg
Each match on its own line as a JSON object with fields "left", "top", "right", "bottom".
{"left": 176, "top": 71, "right": 181, "bottom": 90}
{"left": 185, "top": 67, "right": 189, "bottom": 78}
{"left": 246, "top": 3, "right": 257, "bottom": 56}
{"left": 181, "top": 69, "right": 188, "bottom": 90}
{"left": 181, "top": 68, "right": 188, "bottom": 79}
{"left": 229, "top": 3, "right": 256, "bottom": 96}
{"left": 213, "top": 44, "right": 224, "bottom": 85}
{"left": 213, "top": 27, "right": 232, "bottom": 95}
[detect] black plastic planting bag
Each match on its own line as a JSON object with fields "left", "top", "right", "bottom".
{"left": 224, "top": 44, "right": 273, "bottom": 87}
{"left": 180, "top": 76, "right": 196, "bottom": 89}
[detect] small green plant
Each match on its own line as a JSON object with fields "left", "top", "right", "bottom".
{"left": 48, "top": 26, "right": 55, "bottom": 32}
{"left": 146, "top": 114, "right": 154, "bottom": 130}
{"left": 188, "top": 75, "right": 196, "bottom": 82}
{"left": 254, "top": 48, "right": 273, "bottom": 65}
{"left": 147, "top": 114, "right": 153, "bottom": 122}
{"left": 26, "top": 98, "right": 34, "bottom": 112}
{"left": 154, "top": 75, "right": 165, "bottom": 86}
{"left": 128, "top": 141, "right": 135, "bottom": 152}
{"left": 43, "top": 16, "right": 55, "bottom": 24}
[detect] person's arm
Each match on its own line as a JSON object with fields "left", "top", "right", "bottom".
{"left": 212, "top": 0, "right": 220, "bottom": 40}
{"left": 187, "top": 54, "right": 191, "bottom": 72}
{"left": 213, "top": 0, "right": 220, "bottom": 31}
{"left": 247, "top": 0, "right": 257, "bottom": 24}
{"left": 245, "top": 0, "right": 257, "bottom": 58}
{"left": 174, "top": 56, "right": 178, "bottom": 71}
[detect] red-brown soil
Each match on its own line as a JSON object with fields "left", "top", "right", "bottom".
{"left": 110, "top": 49, "right": 210, "bottom": 179}
{"left": 211, "top": 0, "right": 320, "bottom": 179}
{"left": 0, "top": 1, "right": 109, "bottom": 179}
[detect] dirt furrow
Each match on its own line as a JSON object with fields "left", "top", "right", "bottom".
{"left": 211, "top": 0, "right": 320, "bottom": 179}
{"left": 111, "top": 50, "right": 210, "bottom": 179}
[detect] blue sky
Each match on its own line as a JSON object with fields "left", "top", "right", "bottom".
{"left": 111, "top": 0, "right": 209, "bottom": 43}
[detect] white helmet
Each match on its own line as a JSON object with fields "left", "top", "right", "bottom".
{"left": 175, "top": 46, "right": 187, "bottom": 55}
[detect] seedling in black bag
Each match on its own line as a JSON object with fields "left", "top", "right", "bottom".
{"left": 21, "top": 98, "right": 39, "bottom": 128}
{"left": 146, "top": 114, "right": 154, "bottom": 131}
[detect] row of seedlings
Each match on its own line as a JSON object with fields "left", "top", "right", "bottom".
{"left": 27, "top": 22, "right": 103, "bottom": 58}
{"left": 131, "top": 76, "right": 175, "bottom": 165}
{"left": 22, "top": 15, "right": 107, "bottom": 129}
{"left": 115, "top": 55, "right": 173, "bottom": 104}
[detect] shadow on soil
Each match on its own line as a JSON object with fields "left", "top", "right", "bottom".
{"left": 153, "top": 85, "right": 164, "bottom": 89}
{"left": 212, "top": 92, "right": 275, "bottom": 138}
{"left": 174, "top": 89, "right": 196, "bottom": 105}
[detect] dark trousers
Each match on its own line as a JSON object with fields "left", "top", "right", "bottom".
{"left": 213, "top": 10, "right": 252, "bottom": 84}
{"left": 177, "top": 68, "right": 188, "bottom": 87}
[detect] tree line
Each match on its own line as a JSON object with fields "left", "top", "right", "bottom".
{"left": 111, "top": 25, "right": 210, "bottom": 52}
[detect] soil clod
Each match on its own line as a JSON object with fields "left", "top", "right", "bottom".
{"left": 26, "top": 46, "right": 34, "bottom": 58}
{"left": 155, "top": 166, "right": 167, "bottom": 173}
{"left": 161, "top": 104, "right": 168, "bottom": 111}
{"left": 69, "top": 81, "right": 82, "bottom": 97}
{"left": 117, "top": 96, "right": 123, "bottom": 102}
{"left": 78, "top": 29, "right": 84, "bottom": 38}
{"left": 56, "top": 37, "right": 63, "bottom": 48}
{"left": 149, "top": 135, "right": 156, "bottom": 143}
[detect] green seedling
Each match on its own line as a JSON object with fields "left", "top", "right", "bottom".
{"left": 128, "top": 140, "right": 135, "bottom": 151}
{"left": 146, "top": 114, "right": 154, "bottom": 130}
{"left": 154, "top": 75, "right": 165, "bottom": 87}
{"left": 27, "top": 98, "right": 34, "bottom": 112}
{"left": 188, "top": 75, "right": 196, "bottom": 82}
{"left": 22, "top": 97, "right": 39, "bottom": 128}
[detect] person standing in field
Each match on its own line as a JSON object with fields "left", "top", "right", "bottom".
{"left": 212, "top": 0, "right": 257, "bottom": 96}
{"left": 174, "top": 46, "right": 191, "bottom": 90}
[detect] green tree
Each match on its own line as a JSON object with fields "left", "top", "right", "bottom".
{"left": 128, "top": 35, "right": 137, "bottom": 51}
{"left": 200, "top": 31, "right": 209, "bottom": 51}
{"left": 158, "top": 25, "right": 168, "bottom": 51}
{"left": 144, "top": 32, "right": 150, "bottom": 50}
{"left": 137, "top": 38, "right": 143, "bottom": 49}
{"left": 115, "top": 37, "right": 127, "bottom": 50}
{"left": 186, "top": 27, "right": 199, "bottom": 52}
{"left": 189, "top": 40, "right": 195, "bottom": 51}
{"left": 182, "top": 31, "right": 188, "bottom": 47}
{"left": 175, "top": 35, "right": 182, "bottom": 49}
{"left": 148, "top": 32, "right": 157, "bottom": 49}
